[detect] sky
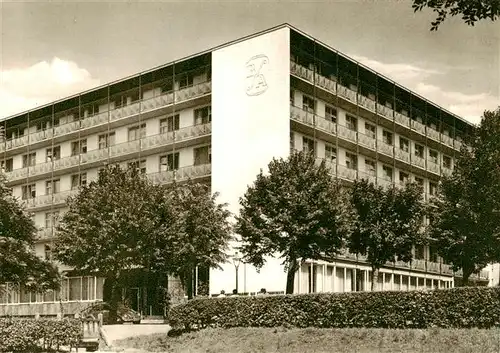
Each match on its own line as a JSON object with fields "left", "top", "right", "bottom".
{"left": 0, "top": 0, "right": 498, "bottom": 125}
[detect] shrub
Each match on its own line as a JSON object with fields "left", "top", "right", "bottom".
{"left": 168, "top": 287, "right": 500, "bottom": 331}
{"left": 0, "top": 317, "right": 82, "bottom": 352}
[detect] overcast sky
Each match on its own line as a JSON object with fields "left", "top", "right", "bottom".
{"left": 1, "top": 0, "right": 498, "bottom": 124}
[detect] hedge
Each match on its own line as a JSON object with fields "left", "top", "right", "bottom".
{"left": 168, "top": 287, "right": 500, "bottom": 331}
{"left": 0, "top": 318, "right": 82, "bottom": 352}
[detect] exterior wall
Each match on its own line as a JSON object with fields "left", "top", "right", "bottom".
{"left": 211, "top": 27, "right": 291, "bottom": 295}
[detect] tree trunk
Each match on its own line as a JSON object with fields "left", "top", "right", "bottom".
{"left": 462, "top": 267, "right": 473, "bottom": 287}
{"left": 186, "top": 268, "right": 194, "bottom": 300}
{"left": 285, "top": 259, "right": 298, "bottom": 294}
{"left": 108, "top": 273, "right": 121, "bottom": 324}
{"left": 371, "top": 267, "right": 378, "bottom": 291}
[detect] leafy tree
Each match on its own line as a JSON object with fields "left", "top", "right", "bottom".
{"left": 431, "top": 109, "right": 500, "bottom": 284}
{"left": 348, "top": 180, "right": 428, "bottom": 290}
{"left": 412, "top": 0, "right": 499, "bottom": 30}
{"left": 165, "top": 181, "right": 232, "bottom": 299}
{"left": 54, "top": 165, "right": 179, "bottom": 321}
{"left": 235, "top": 151, "right": 354, "bottom": 294}
{"left": 0, "top": 174, "right": 60, "bottom": 293}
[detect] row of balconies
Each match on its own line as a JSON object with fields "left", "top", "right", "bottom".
{"left": 31, "top": 163, "right": 212, "bottom": 227}
{"left": 292, "top": 106, "right": 454, "bottom": 177}
{"left": 312, "top": 158, "right": 438, "bottom": 202}
{"left": 291, "top": 61, "right": 463, "bottom": 151}
{"left": 336, "top": 249, "right": 489, "bottom": 280}
{"left": 4, "top": 123, "right": 211, "bottom": 183}
{"left": 1, "top": 81, "right": 212, "bottom": 153}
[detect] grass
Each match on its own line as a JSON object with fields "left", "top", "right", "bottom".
{"left": 115, "top": 327, "right": 500, "bottom": 353}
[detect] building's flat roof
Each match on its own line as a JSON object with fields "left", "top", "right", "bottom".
{"left": 2, "top": 23, "right": 474, "bottom": 127}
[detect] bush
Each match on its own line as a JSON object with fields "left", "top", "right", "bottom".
{"left": 168, "top": 287, "right": 500, "bottom": 331}
{"left": 0, "top": 317, "right": 82, "bottom": 352}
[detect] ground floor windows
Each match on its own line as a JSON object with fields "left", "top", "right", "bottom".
{"left": 0, "top": 276, "right": 104, "bottom": 305}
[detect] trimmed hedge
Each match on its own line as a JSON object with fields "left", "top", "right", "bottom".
{"left": 0, "top": 318, "right": 82, "bottom": 352}
{"left": 169, "top": 287, "right": 500, "bottom": 330}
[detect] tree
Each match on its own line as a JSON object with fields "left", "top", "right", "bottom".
{"left": 54, "top": 165, "right": 179, "bottom": 322}
{"left": 0, "top": 174, "right": 60, "bottom": 294}
{"left": 166, "top": 181, "right": 232, "bottom": 299}
{"left": 348, "top": 180, "right": 428, "bottom": 291}
{"left": 412, "top": 0, "right": 499, "bottom": 30}
{"left": 235, "top": 151, "right": 354, "bottom": 294}
{"left": 431, "top": 108, "right": 500, "bottom": 285}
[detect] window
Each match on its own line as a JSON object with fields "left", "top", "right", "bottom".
{"left": 45, "top": 245, "right": 52, "bottom": 261}
{"left": 160, "top": 153, "right": 179, "bottom": 171}
{"left": 365, "top": 123, "right": 376, "bottom": 139}
{"left": 45, "top": 211, "right": 60, "bottom": 229}
{"left": 346, "top": 152, "right": 358, "bottom": 170}
{"left": 429, "top": 149, "right": 438, "bottom": 164}
{"left": 290, "top": 132, "right": 295, "bottom": 151}
{"left": 429, "top": 182, "right": 438, "bottom": 196}
{"left": 346, "top": 115, "right": 357, "bottom": 131}
{"left": 22, "top": 184, "right": 36, "bottom": 200}
{"left": 382, "top": 130, "right": 393, "bottom": 145}
{"left": 46, "top": 146, "right": 61, "bottom": 162}
{"left": 325, "top": 144, "right": 336, "bottom": 161}
{"left": 178, "top": 73, "right": 193, "bottom": 89}
{"left": 443, "top": 155, "right": 452, "bottom": 169}
{"left": 415, "top": 177, "right": 424, "bottom": 190}
{"left": 302, "top": 96, "right": 315, "bottom": 113}
{"left": 128, "top": 123, "right": 146, "bottom": 141}
{"left": 382, "top": 165, "right": 393, "bottom": 181}
{"left": 302, "top": 137, "right": 315, "bottom": 155}
{"left": 415, "top": 245, "right": 425, "bottom": 260}
{"left": 290, "top": 90, "right": 295, "bottom": 105}
{"left": 71, "top": 173, "right": 87, "bottom": 190}
{"left": 69, "top": 277, "right": 82, "bottom": 301}
{"left": 399, "top": 172, "right": 409, "bottom": 184}
{"left": 22, "top": 153, "right": 36, "bottom": 168}
{"left": 128, "top": 159, "right": 146, "bottom": 174}
{"left": 429, "top": 245, "right": 438, "bottom": 263}
{"left": 365, "top": 159, "right": 376, "bottom": 176}
{"left": 194, "top": 106, "right": 211, "bottom": 125}
{"left": 194, "top": 145, "right": 211, "bottom": 165}
{"left": 160, "top": 114, "right": 180, "bottom": 133}
{"left": 98, "top": 132, "right": 115, "bottom": 149}
{"left": 399, "top": 138, "right": 409, "bottom": 152}
{"left": 1, "top": 158, "right": 13, "bottom": 172}
{"left": 415, "top": 144, "right": 424, "bottom": 158}
{"left": 325, "top": 106, "right": 337, "bottom": 123}
{"left": 46, "top": 179, "right": 60, "bottom": 195}
{"left": 71, "top": 139, "right": 87, "bottom": 156}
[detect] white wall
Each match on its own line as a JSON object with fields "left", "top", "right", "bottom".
{"left": 210, "top": 27, "right": 291, "bottom": 295}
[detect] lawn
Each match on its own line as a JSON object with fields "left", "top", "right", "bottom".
{"left": 115, "top": 327, "right": 500, "bottom": 353}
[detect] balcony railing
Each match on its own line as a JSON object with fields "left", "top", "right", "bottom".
{"left": 5, "top": 123, "right": 211, "bottom": 183}
{"left": 25, "top": 190, "right": 80, "bottom": 210}
{"left": 358, "top": 133, "right": 375, "bottom": 149}
{"left": 1, "top": 80, "right": 212, "bottom": 152}
{"left": 337, "top": 125, "right": 357, "bottom": 142}
{"left": 378, "top": 177, "right": 393, "bottom": 188}
{"left": 378, "top": 141, "right": 394, "bottom": 157}
{"left": 412, "top": 155, "right": 426, "bottom": 169}
{"left": 290, "top": 106, "right": 315, "bottom": 126}
{"left": 358, "top": 171, "right": 376, "bottom": 185}
{"left": 338, "top": 164, "right": 357, "bottom": 180}
{"left": 316, "top": 117, "right": 337, "bottom": 135}
{"left": 395, "top": 149, "right": 410, "bottom": 163}
{"left": 427, "top": 160, "right": 440, "bottom": 174}
{"left": 147, "top": 163, "right": 211, "bottom": 184}
{"left": 37, "top": 227, "right": 55, "bottom": 240}
{"left": 290, "top": 61, "right": 465, "bottom": 152}
{"left": 441, "top": 134, "right": 454, "bottom": 148}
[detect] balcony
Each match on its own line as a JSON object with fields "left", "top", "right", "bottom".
{"left": 337, "top": 84, "right": 357, "bottom": 103}
{"left": 377, "top": 105, "right": 394, "bottom": 120}
{"left": 395, "top": 112, "right": 410, "bottom": 128}
{"left": 1, "top": 81, "right": 212, "bottom": 153}
{"left": 37, "top": 227, "right": 55, "bottom": 241}
{"left": 378, "top": 177, "right": 393, "bottom": 189}
{"left": 337, "top": 164, "right": 356, "bottom": 181}
{"left": 316, "top": 117, "right": 337, "bottom": 135}
{"left": 395, "top": 148, "right": 410, "bottom": 163}
{"left": 290, "top": 106, "right": 315, "bottom": 126}
{"left": 358, "top": 133, "right": 375, "bottom": 149}
{"left": 427, "top": 160, "right": 440, "bottom": 175}
{"left": 337, "top": 125, "right": 357, "bottom": 143}
{"left": 290, "top": 61, "right": 314, "bottom": 82}
{"left": 441, "top": 134, "right": 454, "bottom": 148}
{"left": 427, "top": 128, "right": 440, "bottom": 141}
{"left": 453, "top": 268, "right": 489, "bottom": 281}
{"left": 314, "top": 73, "right": 337, "bottom": 94}
{"left": 411, "top": 120, "right": 426, "bottom": 134}
{"left": 5, "top": 123, "right": 212, "bottom": 183}
{"left": 358, "top": 95, "right": 376, "bottom": 112}
{"left": 358, "top": 171, "right": 376, "bottom": 185}
{"left": 25, "top": 189, "right": 79, "bottom": 210}
{"left": 378, "top": 141, "right": 394, "bottom": 157}
{"left": 147, "top": 163, "right": 211, "bottom": 184}
{"left": 412, "top": 155, "right": 426, "bottom": 169}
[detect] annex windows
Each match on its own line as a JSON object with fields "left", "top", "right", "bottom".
{"left": 194, "top": 106, "right": 211, "bottom": 125}
{"left": 160, "top": 114, "right": 180, "bottom": 133}
{"left": 160, "top": 152, "right": 179, "bottom": 171}
{"left": 128, "top": 123, "right": 146, "bottom": 141}
{"left": 98, "top": 132, "right": 115, "bottom": 149}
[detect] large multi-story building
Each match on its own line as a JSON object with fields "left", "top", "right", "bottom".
{"left": 0, "top": 24, "right": 489, "bottom": 317}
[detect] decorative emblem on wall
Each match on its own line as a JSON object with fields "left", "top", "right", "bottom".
{"left": 245, "top": 55, "right": 269, "bottom": 96}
